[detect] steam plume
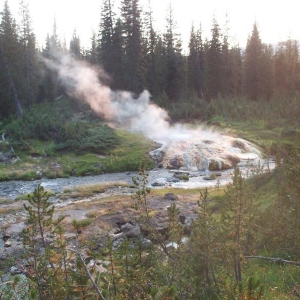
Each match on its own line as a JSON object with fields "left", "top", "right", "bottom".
{"left": 44, "top": 53, "right": 174, "bottom": 140}
{"left": 43, "top": 53, "right": 263, "bottom": 171}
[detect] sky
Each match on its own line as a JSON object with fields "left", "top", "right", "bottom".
{"left": 1, "top": 0, "right": 300, "bottom": 51}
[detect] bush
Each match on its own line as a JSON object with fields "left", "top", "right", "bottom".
{"left": 4, "top": 109, "right": 120, "bottom": 154}
{"left": 54, "top": 123, "right": 120, "bottom": 154}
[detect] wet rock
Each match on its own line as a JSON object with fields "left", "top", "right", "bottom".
{"left": 3, "top": 233, "right": 11, "bottom": 240}
{"left": 4, "top": 241, "right": 11, "bottom": 247}
{"left": 203, "top": 176, "right": 216, "bottom": 180}
{"left": 163, "top": 193, "right": 178, "bottom": 201}
{"left": 152, "top": 180, "right": 165, "bottom": 187}
{"left": 167, "top": 156, "right": 184, "bottom": 169}
{"left": 166, "top": 177, "right": 180, "bottom": 183}
{"left": 226, "top": 155, "right": 241, "bottom": 166}
{"left": 209, "top": 160, "right": 221, "bottom": 171}
{"left": 171, "top": 170, "right": 189, "bottom": 176}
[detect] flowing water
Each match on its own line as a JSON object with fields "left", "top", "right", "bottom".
{"left": 0, "top": 159, "right": 274, "bottom": 199}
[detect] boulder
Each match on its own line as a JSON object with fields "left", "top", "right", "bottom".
{"left": 152, "top": 180, "right": 166, "bottom": 187}
{"left": 3, "top": 233, "right": 11, "bottom": 240}
{"left": 166, "top": 242, "right": 178, "bottom": 250}
{"left": 4, "top": 241, "right": 12, "bottom": 247}
{"left": 166, "top": 156, "right": 184, "bottom": 169}
{"left": 10, "top": 266, "right": 22, "bottom": 275}
{"left": 121, "top": 223, "right": 141, "bottom": 238}
{"left": 163, "top": 193, "right": 178, "bottom": 201}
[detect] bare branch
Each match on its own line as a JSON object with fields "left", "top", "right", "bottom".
{"left": 71, "top": 236, "right": 107, "bottom": 300}
{"left": 245, "top": 256, "right": 300, "bottom": 266}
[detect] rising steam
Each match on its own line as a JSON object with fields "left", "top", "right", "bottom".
{"left": 43, "top": 53, "right": 263, "bottom": 171}
{"left": 44, "top": 53, "right": 176, "bottom": 141}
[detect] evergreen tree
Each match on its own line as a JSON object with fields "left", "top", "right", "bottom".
{"left": 18, "top": 0, "right": 40, "bottom": 110}
{"left": 111, "top": 18, "right": 125, "bottom": 89}
{"left": 0, "top": 0, "right": 23, "bottom": 117}
{"left": 243, "top": 23, "right": 273, "bottom": 100}
{"left": 221, "top": 167, "right": 257, "bottom": 282}
{"left": 144, "top": 0, "right": 157, "bottom": 96}
{"left": 69, "top": 29, "right": 81, "bottom": 58}
{"left": 227, "top": 45, "right": 243, "bottom": 97}
{"left": 41, "top": 19, "right": 62, "bottom": 102}
{"left": 188, "top": 23, "right": 204, "bottom": 98}
{"left": 97, "top": 0, "right": 115, "bottom": 73}
{"left": 260, "top": 44, "right": 275, "bottom": 100}
{"left": 163, "top": 2, "right": 184, "bottom": 103}
{"left": 153, "top": 34, "right": 167, "bottom": 98}
{"left": 221, "top": 14, "right": 230, "bottom": 98}
{"left": 204, "top": 16, "right": 222, "bottom": 100}
{"left": 121, "top": 0, "right": 146, "bottom": 94}
{"left": 87, "top": 31, "right": 98, "bottom": 64}
{"left": 22, "top": 184, "right": 66, "bottom": 299}
{"left": 188, "top": 188, "right": 219, "bottom": 297}
{"left": 274, "top": 39, "right": 300, "bottom": 94}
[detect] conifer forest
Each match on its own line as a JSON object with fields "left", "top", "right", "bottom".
{"left": 0, "top": 0, "right": 300, "bottom": 299}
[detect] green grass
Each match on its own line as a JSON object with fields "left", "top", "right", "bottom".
{"left": 0, "top": 129, "right": 157, "bottom": 181}
{"left": 210, "top": 116, "right": 300, "bottom": 155}
{"left": 242, "top": 260, "right": 300, "bottom": 299}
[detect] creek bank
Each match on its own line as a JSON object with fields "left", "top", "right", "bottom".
{"left": 0, "top": 190, "right": 200, "bottom": 278}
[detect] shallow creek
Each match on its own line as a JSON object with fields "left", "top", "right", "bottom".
{"left": 0, "top": 157, "right": 274, "bottom": 199}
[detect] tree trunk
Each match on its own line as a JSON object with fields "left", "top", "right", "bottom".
{"left": 0, "top": 39, "right": 23, "bottom": 117}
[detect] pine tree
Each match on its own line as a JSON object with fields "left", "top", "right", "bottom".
{"left": 260, "top": 44, "right": 275, "bottom": 100}
{"left": 163, "top": 2, "right": 184, "bottom": 103}
{"left": 97, "top": 0, "right": 115, "bottom": 73}
{"left": 87, "top": 31, "right": 98, "bottom": 64}
{"left": 188, "top": 188, "right": 219, "bottom": 297}
{"left": 228, "top": 45, "right": 243, "bottom": 97}
{"left": 243, "top": 23, "right": 273, "bottom": 100}
{"left": 22, "top": 184, "right": 66, "bottom": 299}
{"left": 274, "top": 39, "right": 300, "bottom": 94}
{"left": 221, "top": 14, "right": 230, "bottom": 98}
{"left": 69, "top": 28, "right": 81, "bottom": 58}
{"left": 111, "top": 18, "right": 125, "bottom": 89}
{"left": 144, "top": 0, "right": 157, "bottom": 96}
{"left": 41, "top": 19, "right": 62, "bottom": 102}
{"left": 221, "top": 167, "right": 256, "bottom": 282}
{"left": 0, "top": 0, "right": 23, "bottom": 117}
{"left": 18, "top": 0, "right": 40, "bottom": 110}
{"left": 121, "top": 0, "right": 146, "bottom": 94}
{"left": 188, "top": 23, "right": 204, "bottom": 98}
{"left": 204, "top": 16, "right": 222, "bottom": 100}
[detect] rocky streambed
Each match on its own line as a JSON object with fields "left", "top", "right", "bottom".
{"left": 0, "top": 155, "right": 274, "bottom": 278}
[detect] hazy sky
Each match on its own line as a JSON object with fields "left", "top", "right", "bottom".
{"left": 1, "top": 0, "right": 299, "bottom": 51}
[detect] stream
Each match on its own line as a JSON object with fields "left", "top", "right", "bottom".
{"left": 0, "top": 158, "right": 274, "bottom": 199}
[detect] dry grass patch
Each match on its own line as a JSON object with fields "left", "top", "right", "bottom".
{"left": 62, "top": 182, "right": 129, "bottom": 199}
{"left": 86, "top": 211, "right": 98, "bottom": 218}
{"left": 0, "top": 198, "right": 14, "bottom": 204}
{"left": 0, "top": 207, "right": 21, "bottom": 215}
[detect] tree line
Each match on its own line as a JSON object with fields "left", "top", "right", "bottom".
{"left": 1, "top": 0, "right": 300, "bottom": 119}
